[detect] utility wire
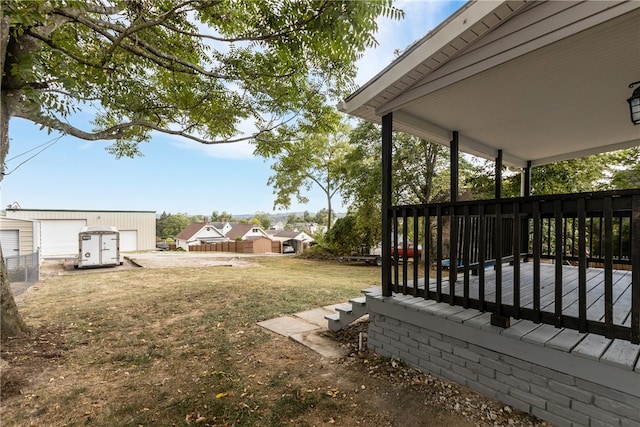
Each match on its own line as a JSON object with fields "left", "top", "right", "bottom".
{"left": 6, "top": 134, "right": 64, "bottom": 161}
{"left": 3, "top": 134, "right": 64, "bottom": 176}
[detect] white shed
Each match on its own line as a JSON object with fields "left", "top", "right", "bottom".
{"left": 76, "top": 226, "right": 122, "bottom": 268}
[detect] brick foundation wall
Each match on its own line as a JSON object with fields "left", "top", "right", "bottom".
{"left": 367, "top": 297, "right": 640, "bottom": 427}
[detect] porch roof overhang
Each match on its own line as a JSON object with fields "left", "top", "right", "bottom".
{"left": 338, "top": 1, "right": 640, "bottom": 168}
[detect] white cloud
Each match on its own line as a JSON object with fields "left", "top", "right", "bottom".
{"left": 170, "top": 138, "right": 256, "bottom": 160}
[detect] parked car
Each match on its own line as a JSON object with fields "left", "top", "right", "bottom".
{"left": 156, "top": 243, "right": 170, "bottom": 251}
{"left": 392, "top": 242, "right": 422, "bottom": 257}
{"left": 282, "top": 244, "right": 295, "bottom": 254}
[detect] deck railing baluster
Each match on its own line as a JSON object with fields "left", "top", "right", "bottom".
{"left": 572, "top": 216, "right": 577, "bottom": 258}
{"left": 436, "top": 206, "right": 443, "bottom": 303}
{"left": 495, "top": 204, "right": 504, "bottom": 318}
{"left": 533, "top": 201, "right": 542, "bottom": 323}
{"left": 402, "top": 208, "right": 409, "bottom": 294}
{"left": 425, "top": 207, "right": 431, "bottom": 287}
{"left": 631, "top": 195, "right": 640, "bottom": 344}
{"left": 393, "top": 210, "right": 399, "bottom": 292}
{"left": 413, "top": 207, "right": 419, "bottom": 297}
{"left": 513, "top": 202, "right": 521, "bottom": 319}
{"left": 478, "top": 205, "right": 486, "bottom": 311}
{"left": 463, "top": 205, "right": 471, "bottom": 308}
{"left": 617, "top": 216, "right": 623, "bottom": 261}
{"left": 386, "top": 190, "right": 638, "bottom": 342}
{"left": 449, "top": 209, "right": 458, "bottom": 305}
{"left": 604, "top": 197, "right": 614, "bottom": 338}
{"left": 554, "top": 199, "right": 563, "bottom": 328}
{"left": 578, "top": 198, "right": 587, "bottom": 333}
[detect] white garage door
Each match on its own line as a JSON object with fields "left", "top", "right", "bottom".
{"left": 119, "top": 230, "right": 138, "bottom": 252}
{"left": 0, "top": 230, "right": 20, "bottom": 256}
{"left": 41, "top": 220, "right": 86, "bottom": 256}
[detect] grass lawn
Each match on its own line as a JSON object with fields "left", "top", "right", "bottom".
{"left": 1, "top": 257, "right": 382, "bottom": 426}
{"left": 1, "top": 256, "right": 543, "bottom": 427}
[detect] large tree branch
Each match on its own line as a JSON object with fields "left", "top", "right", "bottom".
{"left": 50, "top": 7, "right": 221, "bottom": 77}
{"left": 159, "top": 0, "right": 330, "bottom": 44}
{"left": 11, "top": 106, "right": 291, "bottom": 145}
{"left": 99, "top": 0, "right": 202, "bottom": 65}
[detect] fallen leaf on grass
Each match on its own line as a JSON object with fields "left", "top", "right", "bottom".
{"left": 215, "top": 392, "right": 226, "bottom": 399}
{"left": 326, "top": 388, "right": 340, "bottom": 398}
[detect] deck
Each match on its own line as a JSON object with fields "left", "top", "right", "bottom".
{"left": 397, "top": 263, "right": 639, "bottom": 370}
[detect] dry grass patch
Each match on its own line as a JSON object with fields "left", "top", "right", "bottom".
{"left": 2, "top": 257, "right": 545, "bottom": 427}
{"left": 1, "top": 258, "right": 383, "bottom": 426}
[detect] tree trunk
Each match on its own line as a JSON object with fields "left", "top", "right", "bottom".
{"left": 1, "top": 15, "right": 29, "bottom": 341}
{"left": 1, "top": 246, "right": 29, "bottom": 341}
{"left": 327, "top": 194, "right": 332, "bottom": 231}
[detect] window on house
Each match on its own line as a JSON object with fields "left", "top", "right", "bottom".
{"left": 252, "top": 228, "right": 259, "bottom": 233}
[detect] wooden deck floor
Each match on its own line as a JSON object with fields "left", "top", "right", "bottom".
{"left": 392, "top": 263, "right": 639, "bottom": 370}
{"left": 423, "top": 263, "right": 634, "bottom": 327}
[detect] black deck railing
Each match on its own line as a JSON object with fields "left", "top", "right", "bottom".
{"left": 387, "top": 189, "right": 640, "bottom": 343}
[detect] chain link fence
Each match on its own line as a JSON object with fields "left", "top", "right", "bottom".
{"left": 5, "top": 251, "right": 40, "bottom": 284}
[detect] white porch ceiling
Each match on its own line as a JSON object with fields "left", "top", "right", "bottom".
{"left": 340, "top": 1, "right": 640, "bottom": 168}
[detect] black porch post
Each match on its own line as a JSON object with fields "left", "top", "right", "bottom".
{"left": 450, "top": 132, "right": 459, "bottom": 203}
{"left": 495, "top": 149, "right": 503, "bottom": 199}
{"left": 522, "top": 160, "right": 532, "bottom": 197}
{"left": 449, "top": 132, "right": 459, "bottom": 289}
{"left": 491, "top": 149, "right": 510, "bottom": 328}
{"left": 521, "top": 161, "right": 532, "bottom": 263}
{"left": 381, "top": 113, "right": 393, "bottom": 297}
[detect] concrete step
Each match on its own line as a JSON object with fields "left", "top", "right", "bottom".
{"left": 325, "top": 297, "right": 369, "bottom": 331}
{"left": 325, "top": 313, "right": 342, "bottom": 332}
{"left": 349, "top": 296, "right": 367, "bottom": 318}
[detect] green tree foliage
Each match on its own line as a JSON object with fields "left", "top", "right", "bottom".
{"left": 313, "top": 208, "right": 329, "bottom": 226}
{"left": 210, "top": 211, "right": 233, "bottom": 222}
{"left": 1, "top": 0, "right": 402, "bottom": 338}
{"left": 324, "top": 214, "right": 360, "bottom": 254}
{"left": 465, "top": 148, "right": 639, "bottom": 198}
{"left": 1, "top": 0, "right": 402, "bottom": 167}
{"left": 286, "top": 213, "right": 301, "bottom": 225}
{"left": 162, "top": 213, "right": 191, "bottom": 239}
{"left": 340, "top": 120, "right": 451, "bottom": 250}
{"left": 251, "top": 211, "right": 272, "bottom": 229}
{"left": 610, "top": 147, "right": 640, "bottom": 189}
{"left": 258, "top": 117, "right": 353, "bottom": 229}
{"left": 156, "top": 211, "right": 170, "bottom": 238}
{"left": 190, "top": 214, "right": 204, "bottom": 223}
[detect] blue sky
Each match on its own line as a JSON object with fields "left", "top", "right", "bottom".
{"left": 1, "top": 1, "right": 464, "bottom": 217}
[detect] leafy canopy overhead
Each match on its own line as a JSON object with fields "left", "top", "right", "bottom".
{"left": 1, "top": 0, "right": 402, "bottom": 159}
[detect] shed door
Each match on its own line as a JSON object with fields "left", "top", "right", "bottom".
{"left": 0, "top": 230, "right": 20, "bottom": 256}
{"left": 119, "top": 230, "right": 137, "bottom": 252}
{"left": 79, "top": 234, "right": 101, "bottom": 266}
{"left": 41, "top": 220, "right": 87, "bottom": 256}
{"left": 102, "top": 234, "right": 119, "bottom": 264}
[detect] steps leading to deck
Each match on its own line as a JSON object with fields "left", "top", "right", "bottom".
{"left": 325, "top": 294, "right": 370, "bottom": 332}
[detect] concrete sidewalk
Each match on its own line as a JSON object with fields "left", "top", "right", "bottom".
{"left": 257, "top": 304, "right": 349, "bottom": 359}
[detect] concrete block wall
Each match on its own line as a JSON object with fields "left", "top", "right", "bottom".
{"left": 367, "top": 308, "right": 640, "bottom": 427}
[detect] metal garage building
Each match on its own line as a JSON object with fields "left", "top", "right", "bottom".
{"left": 0, "top": 217, "right": 39, "bottom": 257}
{"left": 5, "top": 209, "right": 156, "bottom": 256}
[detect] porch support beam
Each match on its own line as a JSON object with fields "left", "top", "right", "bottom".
{"left": 381, "top": 113, "right": 393, "bottom": 297}
{"left": 495, "top": 149, "right": 503, "bottom": 199}
{"left": 449, "top": 131, "right": 459, "bottom": 288}
{"left": 522, "top": 160, "right": 532, "bottom": 197}
{"left": 631, "top": 195, "right": 639, "bottom": 343}
{"left": 451, "top": 131, "right": 459, "bottom": 203}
